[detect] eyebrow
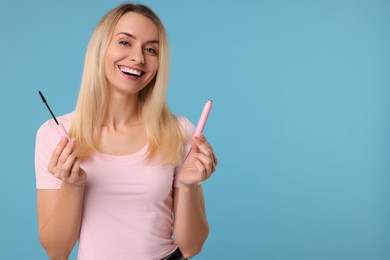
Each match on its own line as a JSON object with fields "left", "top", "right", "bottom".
{"left": 115, "top": 32, "right": 159, "bottom": 44}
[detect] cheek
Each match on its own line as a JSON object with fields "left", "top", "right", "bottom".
{"left": 105, "top": 46, "right": 122, "bottom": 67}
{"left": 104, "top": 48, "right": 121, "bottom": 82}
{"left": 146, "top": 58, "right": 159, "bottom": 74}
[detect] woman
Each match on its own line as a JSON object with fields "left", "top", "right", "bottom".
{"left": 35, "top": 3, "right": 217, "bottom": 260}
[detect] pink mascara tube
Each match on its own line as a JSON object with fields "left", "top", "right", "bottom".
{"left": 194, "top": 99, "right": 213, "bottom": 137}
{"left": 38, "top": 91, "right": 70, "bottom": 139}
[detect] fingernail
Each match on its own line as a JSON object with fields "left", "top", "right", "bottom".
{"left": 71, "top": 138, "right": 76, "bottom": 144}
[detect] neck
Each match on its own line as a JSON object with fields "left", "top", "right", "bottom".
{"left": 103, "top": 91, "right": 142, "bottom": 130}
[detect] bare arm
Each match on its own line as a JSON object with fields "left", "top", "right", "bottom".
{"left": 173, "top": 135, "right": 217, "bottom": 258}
{"left": 173, "top": 185, "right": 209, "bottom": 259}
{"left": 37, "top": 138, "right": 87, "bottom": 260}
{"left": 38, "top": 185, "right": 84, "bottom": 260}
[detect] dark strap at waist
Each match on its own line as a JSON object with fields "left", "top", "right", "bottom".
{"left": 161, "top": 247, "right": 187, "bottom": 260}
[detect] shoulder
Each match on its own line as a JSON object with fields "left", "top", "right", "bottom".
{"left": 36, "top": 112, "right": 74, "bottom": 139}
{"left": 57, "top": 112, "right": 74, "bottom": 127}
{"left": 174, "top": 115, "right": 195, "bottom": 137}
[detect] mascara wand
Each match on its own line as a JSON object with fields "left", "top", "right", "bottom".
{"left": 38, "top": 90, "right": 69, "bottom": 138}
{"left": 38, "top": 90, "right": 59, "bottom": 125}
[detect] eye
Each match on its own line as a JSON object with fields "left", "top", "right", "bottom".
{"left": 119, "top": 41, "right": 131, "bottom": 47}
{"left": 144, "top": 47, "right": 158, "bottom": 55}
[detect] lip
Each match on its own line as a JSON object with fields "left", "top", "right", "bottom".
{"left": 117, "top": 65, "right": 145, "bottom": 80}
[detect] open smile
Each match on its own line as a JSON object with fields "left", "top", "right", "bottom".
{"left": 118, "top": 65, "right": 145, "bottom": 78}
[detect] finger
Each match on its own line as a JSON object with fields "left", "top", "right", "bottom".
{"left": 57, "top": 138, "right": 77, "bottom": 167}
{"left": 59, "top": 151, "right": 78, "bottom": 180}
{"left": 197, "top": 134, "right": 210, "bottom": 149}
{"left": 68, "top": 159, "right": 81, "bottom": 184}
{"left": 78, "top": 167, "right": 87, "bottom": 182}
{"left": 198, "top": 134, "right": 218, "bottom": 166}
{"left": 192, "top": 136, "right": 201, "bottom": 153}
{"left": 193, "top": 153, "right": 214, "bottom": 177}
{"left": 196, "top": 134, "right": 215, "bottom": 152}
{"left": 193, "top": 159, "right": 208, "bottom": 182}
{"left": 194, "top": 138, "right": 213, "bottom": 159}
{"left": 199, "top": 134, "right": 207, "bottom": 142}
{"left": 198, "top": 134, "right": 213, "bottom": 151}
{"left": 48, "top": 137, "right": 69, "bottom": 173}
{"left": 192, "top": 139, "right": 217, "bottom": 173}
{"left": 193, "top": 152, "right": 213, "bottom": 169}
{"left": 213, "top": 154, "right": 218, "bottom": 165}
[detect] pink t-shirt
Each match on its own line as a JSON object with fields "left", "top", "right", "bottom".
{"left": 35, "top": 112, "right": 194, "bottom": 260}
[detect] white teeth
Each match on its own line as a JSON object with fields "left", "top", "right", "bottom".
{"left": 119, "top": 66, "right": 141, "bottom": 76}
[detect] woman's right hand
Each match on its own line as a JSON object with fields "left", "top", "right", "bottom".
{"left": 48, "top": 137, "right": 87, "bottom": 186}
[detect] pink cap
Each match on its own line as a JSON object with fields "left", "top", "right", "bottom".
{"left": 193, "top": 99, "right": 213, "bottom": 137}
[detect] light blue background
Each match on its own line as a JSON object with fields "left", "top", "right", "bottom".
{"left": 0, "top": 0, "right": 389, "bottom": 259}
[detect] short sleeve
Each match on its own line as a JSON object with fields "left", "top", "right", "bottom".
{"left": 173, "top": 116, "right": 195, "bottom": 188}
{"left": 35, "top": 119, "right": 63, "bottom": 189}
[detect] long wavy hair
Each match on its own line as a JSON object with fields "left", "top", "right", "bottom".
{"left": 69, "top": 3, "right": 185, "bottom": 165}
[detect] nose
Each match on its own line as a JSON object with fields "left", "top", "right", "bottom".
{"left": 130, "top": 48, "right": 145, "bottom": 65}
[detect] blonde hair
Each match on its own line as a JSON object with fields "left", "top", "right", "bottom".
{"left": 69, "top": 3, "right": 186, "bottom": 165}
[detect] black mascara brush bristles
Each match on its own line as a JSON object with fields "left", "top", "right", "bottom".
{"left": 38, "top": 90, "right": 59, "bottom": 125}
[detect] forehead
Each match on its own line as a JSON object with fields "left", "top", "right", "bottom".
{"left": 114, "top": 12, "right": 159, "bottom": 41}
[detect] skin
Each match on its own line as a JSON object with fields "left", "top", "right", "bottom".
{"left": 37, "top": 12, "right": 217, "bottom": 260}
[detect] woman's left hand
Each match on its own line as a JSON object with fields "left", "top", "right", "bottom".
{"left": 179, "top": 134, "right": 218, "bottom": 187}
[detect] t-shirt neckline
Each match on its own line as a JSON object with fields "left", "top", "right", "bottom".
{"left": 93, "top": 144, "right": 148, "bottom": 162}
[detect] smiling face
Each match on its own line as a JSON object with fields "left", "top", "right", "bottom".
{"left": 104, "top": 12, "right": 159, "bottom": 96}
